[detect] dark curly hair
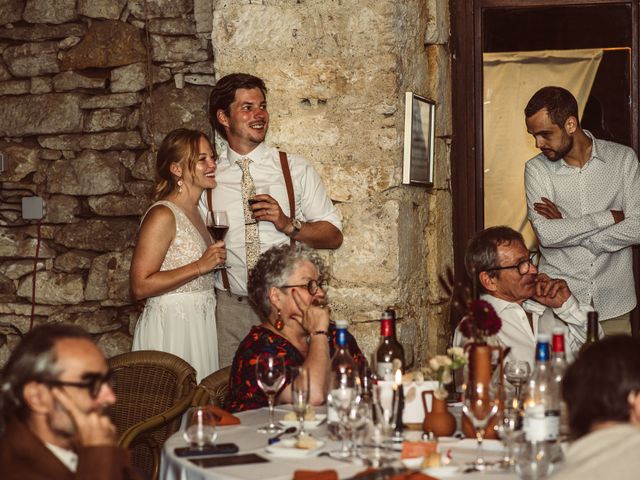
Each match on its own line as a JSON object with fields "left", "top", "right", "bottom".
{"left": 524, "top": 86, "right": 579, "bottom": 127}
{"left": 562, "top": 335, "right": 640, "bottom": 439}
{"left": 248, "top": 244, "right": 328, "bottom": 320}
{"left": 208, "top": 73, "right": 267, "bottom": 141}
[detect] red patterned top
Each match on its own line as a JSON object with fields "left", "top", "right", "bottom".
{"left": 225, "top": 324, "right": 367, "bottom": 412}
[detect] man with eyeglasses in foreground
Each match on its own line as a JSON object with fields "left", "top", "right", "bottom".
{"left": 0, "top": 323, "right": 140, "bottom": 480}
{"left": 454, "top": 226, "right": 593, "bottom": 365}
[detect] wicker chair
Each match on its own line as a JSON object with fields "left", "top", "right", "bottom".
{"left": 192, "top": 365, "right": 231, "bottom": 407}
{"left": 108, "top": 350, "right": 197, "bottom": 480}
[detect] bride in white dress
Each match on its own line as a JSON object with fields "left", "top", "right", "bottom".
{"left": 130, "top": 128, "right": 225, "bottom": 382}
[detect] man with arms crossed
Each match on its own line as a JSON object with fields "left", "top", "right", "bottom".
{"left": 0, "top": 323, "right": 140, "bottom": 480}
{"left": 204, "top": 73, "right": 343, "bottom": 366}
{"left": 524, "top": 86, "right": 640, "bottom": 335}
{"left": 454, "top": 226, "right": 591, "bottom": 365}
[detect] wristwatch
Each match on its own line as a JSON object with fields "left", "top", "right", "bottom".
{"left": 288, "top": 218, "right": 302, "bottom": 238}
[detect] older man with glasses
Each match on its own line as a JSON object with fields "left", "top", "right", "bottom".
{"left": 454, "top": 226, "right": 593, "bottom": 365}
{"left": 0, "top": 323, "right": 140, "bottom": 480}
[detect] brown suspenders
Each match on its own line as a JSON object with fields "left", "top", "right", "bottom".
{"left": 207, "top": 151, "right": 296, "bottom": 291}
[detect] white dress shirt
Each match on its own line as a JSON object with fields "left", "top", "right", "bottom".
{"left": 200, "top": 142, "right": 342, "bottom": 296}
{"left": 46, "top": 442, "right": 78, "bottom": 472}
{"left": 453, "top": 293, "right": 590, "bottom": 365}
{"left": 525, "top": 131, "right": 640, "bottom": 320}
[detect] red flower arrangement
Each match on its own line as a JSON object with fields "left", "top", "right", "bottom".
{"left": 457, "top": 299, "right": 502, "bottom": 344}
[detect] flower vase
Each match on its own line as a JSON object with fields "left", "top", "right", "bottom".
{"left": 462, "top": 342, "right": 500, "bottom": 439}
{"left": 422, "top": 390, "right": 456, "bottom": 437}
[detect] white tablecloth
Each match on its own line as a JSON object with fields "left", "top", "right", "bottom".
{"left": 160, "top": 406, "right": 518, "bottom": 480}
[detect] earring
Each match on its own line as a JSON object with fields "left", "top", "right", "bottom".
{"left": 275, "top": 310, "right": 284, "bottom": 331}
{"left": 177, "top": 178, "right": 184, "bottom": 194}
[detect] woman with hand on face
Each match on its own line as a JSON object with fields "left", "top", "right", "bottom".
{"left": 130, "top": 128, "right": 226, "bottom": 382}
{"left": 225, "top": 244, "right": 367, "bottom": 412}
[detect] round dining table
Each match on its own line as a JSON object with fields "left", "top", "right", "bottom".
{"left": 160, "top": 405, "right": 522, "bottom": 480}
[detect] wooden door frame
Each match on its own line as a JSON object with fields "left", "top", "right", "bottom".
{"left": 450, "top": 0, "right": 640, "bottom": 326}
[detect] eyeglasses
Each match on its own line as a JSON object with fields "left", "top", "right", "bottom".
{"left": 279, "top": 279, "right": 325, "bottom": 296}
{"left": 485, "top": 251, "right": 540, "bottom": 276}
{"left": 43, "top": 370, "right": 114, "bottom": 399}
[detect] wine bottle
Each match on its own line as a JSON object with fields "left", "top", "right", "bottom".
{"left": 579, "top": 311, "right": 599, "bottom": 355}
{"left": 551, "top": 327, "right": 569, "bottom": 442}
{"left": 326, "top": 319, "right": 359, "bottom": 439}
{"left": 375, "top": 309, "right": 405, "bottom": 381}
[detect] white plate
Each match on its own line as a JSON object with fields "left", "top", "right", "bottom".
{"left": 265, "top": 438, "right": 325, "bottom": 458}
{"left": 278, "top": 414, "right": 327, "bottom": 429}
{"left": 423, "top": 466, "right": 460, "bottom": 477}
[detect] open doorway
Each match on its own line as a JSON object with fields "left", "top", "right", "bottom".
{"left": 451, "top": 0, "right": 639, "bottom": 332}
{"left": 482, "top": 5, "right": 632, "bottom": 247}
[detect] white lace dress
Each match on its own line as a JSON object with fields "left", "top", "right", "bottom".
{"left": 132, "top": 200, "right": 218, "bottom": 382}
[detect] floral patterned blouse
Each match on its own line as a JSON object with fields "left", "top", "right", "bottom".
{"left": 225, "top": 324, "right": 368, "bottom": 412}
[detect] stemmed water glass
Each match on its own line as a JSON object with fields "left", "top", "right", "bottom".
{"left": 183, "top": 406, "right": 217, "bottom": 450}
{"left": 205, "top": 210, "right": 229, "bottom": 270}
{"left": 327, "top": 368, "right": 359, "bottom": 458}
{"left": 494, "top": 403, "right": 522, "bottom": 468}
{"left": 462, "top": 382, "right": 499, "bottom": 470}
{"left": 504, "top": 360, "right": 531, "bottom": 403}
{"left": 290, "top": 366, "right": 310, "bottom": 438}
{"left": 256, "top": 353, "right": 286, "bottom": 434}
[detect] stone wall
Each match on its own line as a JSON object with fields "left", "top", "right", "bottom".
{"left": 0, "top": 0, "right": 453, "bottom": 368}
{"left": 0, "top": 0, "right": 216, "bottom": 362}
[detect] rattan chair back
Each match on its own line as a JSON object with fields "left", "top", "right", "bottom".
{"left": 108, "top": 350, "right": 196, "bottom": 480}
{"left": 192, "top": 365, "right": 231, "bottom": 407}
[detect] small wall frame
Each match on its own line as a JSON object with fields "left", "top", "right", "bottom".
{"left": 402, "top": 92, "right": 435, "bottom": 187}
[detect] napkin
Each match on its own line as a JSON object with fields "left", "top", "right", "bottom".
{"left": 204, "top": 405, "right": 240, "bottom": 426}
{"left": 401, "top": 441, "right": 437, "bottom": 459}
{"left": 292, "top": 469, "right": 338, "bottom": 480}
{"left": 389, "top": 472, "right": 437, "bottom": 480}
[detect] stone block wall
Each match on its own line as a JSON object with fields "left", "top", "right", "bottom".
{"left": 0, "top": 0, "right": 453, "bottom": 369}
{"left": 0, "top": 0, "right": 216, "bottom": 362}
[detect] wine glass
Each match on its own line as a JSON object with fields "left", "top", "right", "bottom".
{"left": 247, "top": 185, "right": 271, "bottom": 224}
{"left": 494, "top": 404, "right": 522, "bottom": 468}
{"left": 461, "top": 382, "right": 499, "bottom": 470}
{"left": 290, "top": 366, "right": 310, "bottom": 438}
{"left": 205, "top": 210, "right": 229, "bottom": 270}
{"left": 504, "top": 360, "right": 531, "bottom": 402}
{"left": 183, "top": 406, "right": 217, "bottom": 450}
{"left": 327, "top": 367, "right": 359, "bottom": 458}
{"left": 256, "top": 353, "right": 286, "bottom": 434}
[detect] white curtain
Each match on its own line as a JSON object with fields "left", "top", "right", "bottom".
{"left": 483, "top": 49, "right": 603, "bottom": 247}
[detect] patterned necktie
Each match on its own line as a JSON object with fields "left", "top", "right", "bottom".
{"left": 236, "top": 158, "right": 260, "bottom": 272}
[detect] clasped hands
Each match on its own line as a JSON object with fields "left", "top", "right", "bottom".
{"left": 532, "top": 273, "right": 570, "bottom": 308}
{"left": 534, "top": 196, "right": 624, "bottom": 223}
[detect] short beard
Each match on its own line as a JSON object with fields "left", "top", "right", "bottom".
{"left": 544, "top": 136, "right": 573, "bottom": 162}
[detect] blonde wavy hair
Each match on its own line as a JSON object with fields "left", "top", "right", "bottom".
{"left": 153, "top": 128, "right": 215, "bottom": 200}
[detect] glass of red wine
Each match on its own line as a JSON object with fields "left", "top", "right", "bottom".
{"left": 206, "top": 210, "right": 229, "bottom": 270}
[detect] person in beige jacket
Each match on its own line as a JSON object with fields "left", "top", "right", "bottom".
{"left": 552, "top": 335, "right": 640, "bottom": 480}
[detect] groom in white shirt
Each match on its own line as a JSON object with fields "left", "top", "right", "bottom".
{"left": 203, "top": 73, "right": 343, "bottom": 367}
{"left": 454, "top": 226, "right": 592, "bottom": 365}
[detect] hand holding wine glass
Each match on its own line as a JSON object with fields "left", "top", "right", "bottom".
{"left": 256, "top": 353, "right": 286, "bottom": 434}
{"left": 205, "top": 210, "right": 229, "bottom": 270}
{"left": 290, "top": 366, "right": 310, "bottom": 438}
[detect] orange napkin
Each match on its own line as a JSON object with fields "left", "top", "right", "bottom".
{"left": 204, "top": 405, "right": 241, "bottom": 426}
{"left": 292, "top": 470, "right": 338, "bottom": 480}
{"left": 401, "top": 441, "right": 437, "bottom": 459}
{"left": 390, "top": 472, "right": 437, "bottom": 480}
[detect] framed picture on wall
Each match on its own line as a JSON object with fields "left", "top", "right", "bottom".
{"left": 402, "top": 92, "right": 435, "bottom": 186}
